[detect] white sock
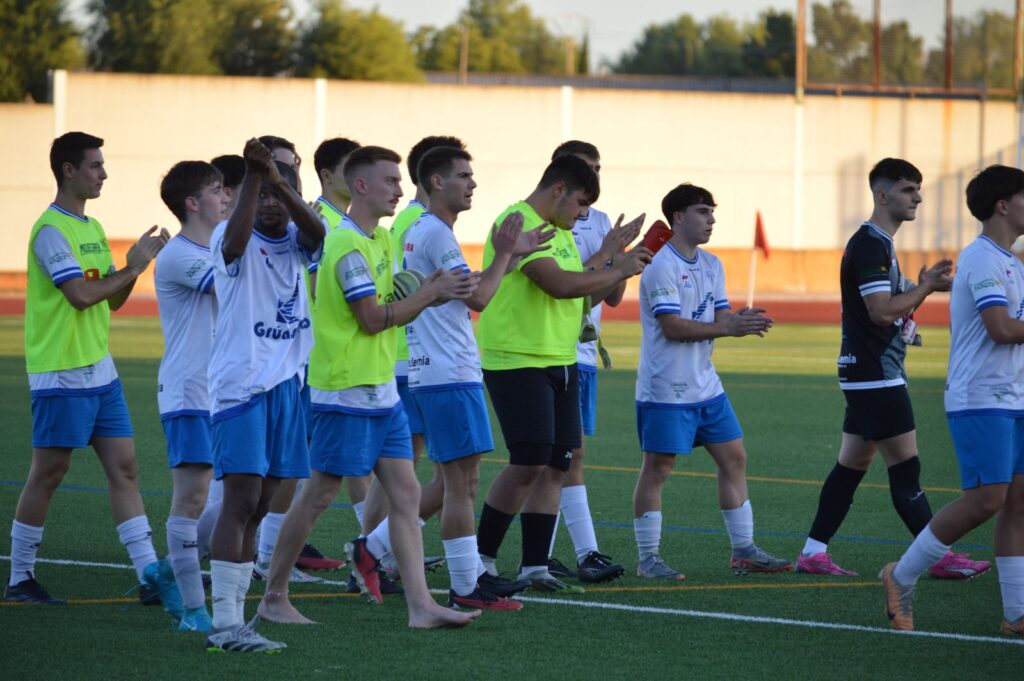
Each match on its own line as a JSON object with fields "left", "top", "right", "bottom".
{"left": 634, "top": 511, "right": 662, "bottom": 560}
{"left": 257, "top": 513, "right": 285, "bottom": 564}
{"left": 116, "top": 515, "right": 158, "bottom": 583}
{"left": 561, "top": 485, "right": 598, "bottom": 562}
{"left": 9, "top": 520, "right": 43, "bottom": 587}
{"left": 366, "top": 517, "right": 391, "bottom": 560}
{"left": 352, "top": 501, "right": 366, "bottom": 530}
{"left": 236, "top": 560, "right": 253, "bottom": 624}
{"left": 721, "top": 500, "right": 754, "bottom": 551}
{"left": 548, "top": 511, "right": 561, "bottom": 558}
{"left": 893, "top": 524, "right": 950, "bottom": 586}
{"left": 801, "top": 537, "right": 828, "bottom": 557}
{"left": 480, "top": 555, "right": 498, "bottom": 577}
{"left": 210, "top": 560, "right": 242, "bottom": 630}
{"left": 997, "top": 556, "right": 1024, "bottom": 622}
{"left": 443, "top": 535, "right": 480, "bottom": 597}
{"left": 166, "top": 516, "right": 204, "bottom": 610}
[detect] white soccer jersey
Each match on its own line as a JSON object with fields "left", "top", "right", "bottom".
{"left": 401, "top": 213, "right": 481, "bottom": 391}
{"left": 636, "top": 243, "right": 730, "bottom": 407}
{"left": 155, "top": 235, "right": 216, "bottom": 418}
{"left": 945, "top": 235, "right": 1024, "bottom": 414}
{"left": 207, "top": 221, "right": 317, "bottom": 417}
{"left": 573, "top": 208, "right": 613, "bottom": 369}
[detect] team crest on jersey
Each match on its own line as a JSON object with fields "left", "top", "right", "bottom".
{"left": 276, "top": 277, "right": 301, "bottom": 324}
{"left": 186, "top": 260, "right": 206, "bottom": 279}
{"left": 259, "top": 247, "right": 274, "bottom": 269}
{"left": 691, "top": 292, "right": 714, "bottom": 320}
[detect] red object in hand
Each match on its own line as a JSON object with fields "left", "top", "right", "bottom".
{"left": 640, "top": 220, "right": 673, "bottom": 255}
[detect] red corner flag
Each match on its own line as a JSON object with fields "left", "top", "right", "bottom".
{"left": 754, "top": 210, "right": 770, "bottom": 259}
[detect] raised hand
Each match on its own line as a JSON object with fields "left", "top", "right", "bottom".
{"left": 612, "top": 246, "right": 653, "bottom": 278}
{"left": 242, "top": 138, "right": 273, "bottom": 174}
{"left": 424, "top": 267, "right": 480, "bottom": 303}
{"left": 720, "top": 307, "right": 774, "bottom": 337}
{"left": 491, "top": 211, "right": 525, "bottom": 258}
{"left": 126, "top": 225, "right": 170, "bottom": 275}
{"left": 601, "top": 213, "right": 646, "bottom": 256}
{"left": 919, "top": 259, "right": 953, "bottom": 293}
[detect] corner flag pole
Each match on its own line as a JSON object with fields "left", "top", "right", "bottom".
{"left": 746, "top": 211, "right": 770, "bottom": 308}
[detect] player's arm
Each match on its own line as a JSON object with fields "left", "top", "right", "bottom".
{"left": 862, "top": 259, "right": 953, "bottom": 326}
{"left": 58, "top": 226, "right": 170, "bottom": 311}
{"left": 221, "top": 139, "right": 267, "bottom": 264}
{"left": 979, "top": 305, "right": 1024, "bottom": 344}
{"left": 657, "top": 307, "right": 773, "bottom": 341}
{"left": 584, "top": 214, "right": 644, "bottom": 307}
{"left": 263, "top": 161, "right": 326, "bottom": 253}
{"left": 521, "top": 247, "right": 651, "bottom": 300}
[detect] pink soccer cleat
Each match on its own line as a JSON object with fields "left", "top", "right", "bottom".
{"left": 796, "top": 552, "right": 859, "bottom": 577}
{"left": 929, "top": 551, "right": 991, "bottom": 580}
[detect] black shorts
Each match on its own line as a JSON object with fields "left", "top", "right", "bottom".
{"left": 483, "top": 365, "right": 581, "bottom": 470}
{"left": 842, "top": 385, "right": 915, "bottom": 441}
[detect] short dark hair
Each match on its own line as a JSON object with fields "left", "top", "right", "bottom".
{"left": 661, "top": 184, "right": 716, "bottom": 223}
{"left": 343, "top": 146, "right": 402, "bottom": 184}
{"left": 160, "top": 161, "right": 223, "bottom": 221}
{"left": 50, "top": 131, "right": 104, "bottom": 185}
{"left": 258, "top": 135, "right": 296, "bottom": 155}
{"left": 314, "top": 137, "right": 360, "bottom": 175}
{"left": 537, "top": 154, "right": 600, "bottom": 204}
{"left": 418, "top": 147, "right": 473, "bottom": 196}
{"left": 210, "top": 154, "right": 245, "bottom": 188}
{"left": 407, "top": 136, "right": 466, "bottom": 186}
{"left": 966, "top": 165, "right": 1024, "bottom": 222}
{"left": 551, "top": 140, "right": 600, "bottom": 162}
{"left": 869, "top": 158, "right": 922, "bottom": 189}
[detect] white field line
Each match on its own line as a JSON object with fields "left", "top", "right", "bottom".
{"left": 3, "top": 555, "right": 1021, "bottom": 647}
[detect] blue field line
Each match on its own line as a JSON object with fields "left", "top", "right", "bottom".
{"left": 0, "top": 479, "right": 991, "bottom": 551}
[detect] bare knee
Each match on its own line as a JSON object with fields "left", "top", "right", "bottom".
{"left": 106, "top": 456, "right": 140, "bottom": 490}
{"left": 641, "top": 455, "right": 674, "bottom": 487}
{"left": 26, "top": 455, "right": 71, "bottom": 491}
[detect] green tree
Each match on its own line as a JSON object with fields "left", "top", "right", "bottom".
{"left": 415, "top": 0, "right": 565, "bottom": 75}
{"left": 613, "top": 14, "right": 703, "bottom": 75}
{"left": 296, "top": 0, "right": 421, "bottom": 81}
{"left": 0, "top": 0, "right": 83, "bottom": 102}
{"left": 575, "top": 33, "right": 590, "bottom": 76}
{"left": 880, "top": 21, "right": 924, "bottom": 85}
{"left": 806, "top": 0, "right": 871, "bottom": 83}
{"left": 925, "top": 10, "right": 1015, "bottom": 90}
{"left": 741, "top": 10, "right": 795, "bottom": 79}
{"left": 700, "top": 16, "right": 746, "bottom": 77}
{"left": 213, "top": 0, "right": 294, "bottom": 76}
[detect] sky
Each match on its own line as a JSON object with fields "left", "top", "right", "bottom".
{"left": 70, "top": 0, "right": 1013, "bottom": 69}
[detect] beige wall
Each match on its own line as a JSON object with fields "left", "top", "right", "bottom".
{"left": 1, "top": 71, "right": 1020, "bottom": 291}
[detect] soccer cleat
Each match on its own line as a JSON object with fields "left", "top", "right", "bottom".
{"left": 205, "top": 616, "right": 286, "bottom": 653}
{"left": 295, "top": 543, "right": 345, "bottom": 572}
{"left": 636, "top": 554, "right": 686, "bottom": 581}
{"left": 345, "top": 539, "right": 383, "bottom": 604}
{"left": 139, "top": 583, "right": 161, "bottom": 606}
{"left": 730, "top": 546, "right": 793, "bottom": 575}
{"left": 545, "top": 557, "right": 577, "bottom": 580}
{"left": 379, "top": 551, "right": 446, "bottom": 580}
{"left": 448, "top": 588, "right": 523, "bottom": 611}
{"left": 576, "top": 551, "right": 625, "bottom": 584}
{"left": 929, "top": 551, "right": 991, "bottom": 580}
{"left": 521, "top": 569, "right": 585, "bottom": 594}
{"left": 880, "top": 562, "right": 915, "bottom": 631}
{"left": 1001, "top": 616, "right": 1024, "bottom": 636}
{"left": 4, "top": 575, "right": 67, "bottom": 605}
{"left": 252, "top": 560, "right": 323, "bottom": 584}
{"left": 796, "top": 552, "right": 859, "bottom": 577}
{"left": 143, "top": 559, "right": 185, "bottom": 620}
{"left": 178, "top": 606, "right": 213, "bottom": 633}
{"left": 477, "top": 572, "right": 531, "bottom": 598}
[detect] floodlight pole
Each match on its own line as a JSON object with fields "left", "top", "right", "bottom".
{"left": 872, "top": 0, "right": 881, "bottom": 90}
{"left": 945, "top": 0, "right": 954, "bottom": 92}
{"left": 1016, "top": 0, "right": 1023, "bottom": 168}
{"left": 795, "top": 0, "right": 806, "bottom": 102}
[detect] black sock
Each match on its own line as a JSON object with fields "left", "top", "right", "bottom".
{"left": 808, "top": 463, "right": 867, "bottom": 544}
{"left": 520, "top": 513, "right": 558, "bottom": 569}
{"left": 888, "top": 456, "right": 933, "bottom": 536}
{"left": 477, "top": 503, "right": 515, "bottom": 559}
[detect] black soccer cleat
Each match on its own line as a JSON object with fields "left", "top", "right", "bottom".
{"left": 4, "top": 575, "right": 67, "bottom": 605}
{"left": 477, "top": 572, "right": 531, "bottom": 598}
{"left": 576, "top": 551, "right": 625, "bottom": 584}
{"left": 546, "top": 557, "right": 578, "bottom": 580}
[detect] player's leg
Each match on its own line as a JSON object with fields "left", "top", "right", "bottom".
{"left": 633, "top": 403, "right": 686, "bottom": 580}
{"left": 167, "top": 462, "right": 213, "bottom": 630}
{"left": 258, "top": 470, "right": 343, "bottom": 624}
{"left": 196, "top": 478, "right": 223, "bottom": 560}
{"left": 996, "top": 474, "right": 1024, "bottom": 635}
{"left": 6, "top": 447, "right": 72, "bottom": 603}
{"left": 346, "top": 475, "right": 371, "bottom": 529}
{"left": 374, "top": 456, "right": 479, "bottom": 628}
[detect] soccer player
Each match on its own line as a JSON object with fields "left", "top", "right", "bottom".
{"left": 211, "top": 154, "right": 245, "bottom": 208}
{"left": 632, "top": 183, "right": 790, "bottom": 579}
{"left": 155, "top": 160, "right": 229, "bottom": 631}
{"left": 256, "top": 146, "right": 480, "bottom": 629}
{"left": 402, "top": 145, "right": 554, "bottom": 609}
{"left": 475, "top": 154, "right": 650, "bottom": 590}
{"left": 6, "top": 132, "right": 180, "bottom": 614}
{"left": 203, "top": 138, "right": 325, "bottom": 652}
{"left": 796, "top": 158, "right": 990, "bottom": 579}
{"left": 546, "top": 140, "right": 636, "bottom": 583}
{"left": 259, "top": 135, "right": 302, "bottom": 193}
{"left": 881, "top": 165, "right": 1024, "bottom": 633}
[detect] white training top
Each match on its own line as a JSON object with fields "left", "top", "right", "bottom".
{"left": 945, "top": 235, "right": 1024, "bottom": 415}
{"left": 573, "top": 207, "right": 613, "bottom": 370}
{"left": 309, "top": 216, "right": 400, "bottom": 415}
{"left": 207, "top": 221, "right": 317, "bottom": 418}
{"left": 401, "top": 213, "right": 481, "bottom": 392}
{"left": 636, "top": 243, "right": 730, "bottom": 407}
{"left": 155, "top": 234, "right": 216, "bottom": 418}
{"left": 27, "top": 224, "right": 119, "bottom": 395}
